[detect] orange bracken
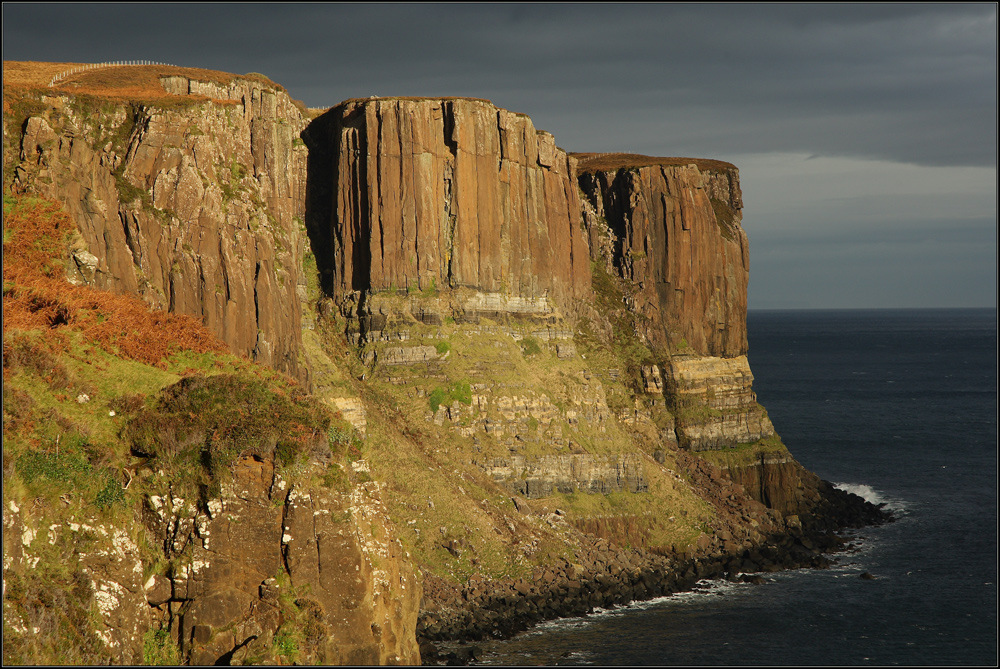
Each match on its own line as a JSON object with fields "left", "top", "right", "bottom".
{"left": 3, "top": 196, "right": 227, "bottom": 367}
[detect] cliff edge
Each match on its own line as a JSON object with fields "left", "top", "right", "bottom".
{"left": 6, "top": 64, "right": 310, "bottom": 380}
{"left": 3, "top": 64, "right": 888, "bottom": 666}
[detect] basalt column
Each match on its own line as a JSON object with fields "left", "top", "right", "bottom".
{"left": 578, "top": 159, "right": 748, "bottom": 358}
{"left": 314, "top": 98, "right": 592, "bottom": 308}
{"left": 577, "top": 157, "right": 771, "bottom": 453}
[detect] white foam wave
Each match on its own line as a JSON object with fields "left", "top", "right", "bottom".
{"left": 518, "top": 579, "right": 753, "bottom": 638}
{"left": 590, "top": 579, "right": 752, "bottom": 616}
{"left": 833, "top": 482, "right": 908, "bottom": 513}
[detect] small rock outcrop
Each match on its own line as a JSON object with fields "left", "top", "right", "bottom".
{"left": 476, "top": 453, "right": 649, "bottom": 498}
{"left": 666, "top": 355, "right": 774, "bottom": 450}
{"left": 172, "top": 457, "right": 427, "bottom": 664}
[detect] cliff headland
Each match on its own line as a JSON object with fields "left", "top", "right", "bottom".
{"left": 2, "top": 61, "right": 889, "bottom": 665}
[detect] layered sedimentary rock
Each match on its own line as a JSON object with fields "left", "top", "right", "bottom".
{"left": 476, "top": 454, "right": 649, "bottom": 498}
{"left": 306, "top": 98, "right": 591, "bottom": 310}
{"left": 666, "top": 355, "right": 774, "bottom": 450}
{"left": 10, "top": 74, "right": 309, "bottom": 378}
{"left": 578, "top": 157, "right": 747, "bottom": 358}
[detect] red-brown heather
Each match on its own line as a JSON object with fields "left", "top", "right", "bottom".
{"left": 2, "top": 195, "right": 227, "bottom": 369}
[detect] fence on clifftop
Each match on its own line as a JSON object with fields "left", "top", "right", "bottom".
{"left": 48, "top": 61, "right": 176, "bottom": 87}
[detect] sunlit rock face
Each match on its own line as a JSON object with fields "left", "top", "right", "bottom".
{"left": 578, "top": 160, "right": 748, "bottom": 359}
{"left": 309, "top": 97, "right": 592, "bottom": 309}
{"left": 576, "top": 157, "right": 770, "bottom": 459}
{"left": 14, "top": 77, "right": 310, "bottom": 379}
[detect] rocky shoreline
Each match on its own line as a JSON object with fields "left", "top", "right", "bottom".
{"left": 416, "top": 481, "right": 890, "bottom": 665}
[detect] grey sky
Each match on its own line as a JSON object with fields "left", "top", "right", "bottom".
{"left": 4, "top": 3, "right": 996, "bottom": 308}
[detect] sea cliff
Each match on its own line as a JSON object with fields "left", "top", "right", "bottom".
{"left": 2, "top": 62, "right": 888, "bottom": 665}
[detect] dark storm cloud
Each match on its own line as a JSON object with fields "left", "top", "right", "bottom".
{"left": 4, "top": 4, "right": 995, "bottom": 166}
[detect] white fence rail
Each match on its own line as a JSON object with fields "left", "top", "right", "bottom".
{"left": 49, "top": 61, "right": 176, "bottom": 87}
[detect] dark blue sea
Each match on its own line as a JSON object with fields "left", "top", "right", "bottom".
{"left": 478, "top": 308, "right": 998, "bottom": 666}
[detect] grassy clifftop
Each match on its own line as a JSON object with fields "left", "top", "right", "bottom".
{"left": 3, "top": 60, "right": 297, "bottom": 104}
{"left": 573, "top": 152, "right": 737, "bottom": 174}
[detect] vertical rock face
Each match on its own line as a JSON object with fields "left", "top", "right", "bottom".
{"left": 11, "top": 76, "right": 309, "bottom": 379}
{"left": 141, "top": 456, "right": 421, "bottom": 665}
{"left": 309, "top": 98, "right": 591, "bottom": 308}
{"left": 282, "top": 481, "right": 421, "bottom": 665}
{"left": 578, "top": 160, "right": 747, "bottom": 358}
{"left": 577, "top": 156, "right": 770, "bottom": 452}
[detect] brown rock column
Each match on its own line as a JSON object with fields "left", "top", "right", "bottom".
{"left": 578, "top": 160, "right": 748, "bottom": 358}
{"left": 320, "top": 97, "right": 591, "bottom": 308}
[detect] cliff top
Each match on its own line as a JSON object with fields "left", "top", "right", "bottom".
{"left": 3, "top": 60, "right": 299, "bottom": 106}
{"left": 334, "top": 96, "right": 532, "bottom": 120}
{"left": 573, "top": 152, "right": 737, "bottom": 174}
{"left": 339, "top": 95, "right": 497, "bottom": 105}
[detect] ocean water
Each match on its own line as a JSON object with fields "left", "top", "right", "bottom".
{"left": 476, "top": 308, "right": 998, "bottom": 666}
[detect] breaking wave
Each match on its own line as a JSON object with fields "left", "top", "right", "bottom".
{"left": 833, "top": 482, "right": 908, "bottom": 513}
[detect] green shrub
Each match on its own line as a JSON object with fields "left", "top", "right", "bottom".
{"left": 428, "top": 387, "right": 448, "bottom": 413}
{"left": 112, "top": 167, "right": 147, "bottom": 205}
{"left": 274, "top": 440, "right": 301, "bottom": 468}
{"left": 327, "top": 422, "right": 355, "bottom": 448}
{"left": 124, "top": 374, "right": 333, "bottom": 484}
{"left": 94, "top": 475, "right": 125, "bottom": 510}
{"left": 450, "top": 380, "right": 472, "bottom": 405}
{"left": 142, "top": 628, "right": 179, "bottom": 665}
{"left": 428, "top": 380, "right": 472, "bottom": 413}
{"left": 16, "top": 450, "right": 92, "bottom": 486}
{"left": 520, "top": 337, "right": 542, "bottom": 356}
{"left": 273, "top": 625, "right": 300, "bottom": 663}
{"left": 435, "top": 340, "right": 450, "bottom": 355}
{"left": 320, "top": 464, "right": 347, "bottom": 490}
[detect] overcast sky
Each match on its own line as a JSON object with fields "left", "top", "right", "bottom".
{"left": 4, "top": 3, "right": 996, "bottom": 309}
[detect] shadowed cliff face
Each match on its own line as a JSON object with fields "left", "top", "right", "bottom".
{"left": 10, "top": 76, "right": 309, "bottom": 380}
{"left": 579, "top": 163, "right": 748, "bottom": 359}
{"left": 307, "top": 98, "right": 591, "bottom": 307}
